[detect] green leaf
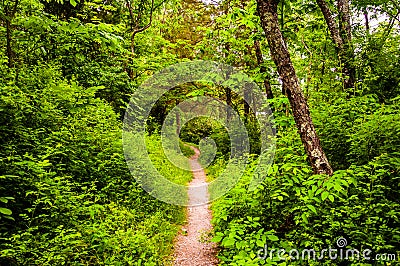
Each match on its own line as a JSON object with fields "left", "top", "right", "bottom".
{"left": 0, "top": 207, "right": 12, "bottom": 215}
{"left": 70, "top": 0, "right": 77, "bottom": 7}
{"left": 211, "top": 234, "right": 222, "bottom": 243}
{"left": 0, "top": 198, "right": 8, "bottom": 203}
{"left": 222, "top": 238, "right": 235, "bottom": 247}
{"left": 301, "top": 213, "right": 308, "bottom": 224}
{"left": 321, "top": 191, "right": 329, "bottom": 201}
{"left": 267, "top": 234, "right": 279, "bottom": 241}
{"left": 315, "top": 188, "right": 324, "bottom": 196}
{"left": 328, "top": 195, "right": 335, "bottom": 202}
{"left": 4, "top": 215, "right": 15, "bottom": 221}
{"left": 307, "top": 204, "right": 317, "bottom": 214}
{"left": 256, "top": 239, "right": 265, "bottom": 247}
{"left": 187, "top": 90, "right": 205, "bottom": 97}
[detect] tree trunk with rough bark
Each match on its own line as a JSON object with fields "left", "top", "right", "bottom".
{"left": 256, "top": 0, "right": 333, "bottom": 175}
{"left": 338, "top": 0, "right": 352, "bottom": 43}
{"left": 6, "top": 19, "right": 13, "bottom": 68}
{"left": 337, "top": 0, "right": 355, "bottom": 89}
{"left": 316, "top": 0, "right": 343, "bottom": 49}
{"left": 316, "top": 0, "right": 355, "bottom": 90}
{"left": 4, "top": 0, "right": 19, "bottom": 68}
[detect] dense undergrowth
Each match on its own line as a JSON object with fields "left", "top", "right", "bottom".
{"left": 209, "top": 96, "right": 400, "bottom": 265}
{"left": 0, "top": 66, "right": 189, "bottom": 265}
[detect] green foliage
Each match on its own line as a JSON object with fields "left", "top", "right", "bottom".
{"left": 146, "top": 134, "right": 193, "bottom": 186}
{"left": 205, "top": 157, "right": 228, "bottom": 183}
{"left": 211, "top": 123, "right": 400, "bottom": 265}
{"left": 0, "top": 65, "right": 185, "bottom": 265}
{"left": 180, "top": 116, "right": 215, "bottom": 144}
{"left": 356, "top": 33, "right": 400, "bottom": 102}
{"left": 180, "top": 116, "right": 231, "bottom": 159}
{"left": 179, "top": 141, "right": 196, "bottom": 158}
{"left": 313, "top": 94, "right": 400, "bottom": 169}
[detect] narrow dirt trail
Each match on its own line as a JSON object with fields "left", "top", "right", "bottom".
{"left": 173, "top": 147, "right": 218, "bottom": 266}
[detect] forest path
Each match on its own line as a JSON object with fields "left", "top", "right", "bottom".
{"left": 173, "top": 146, "right": 218, "bottom": 266}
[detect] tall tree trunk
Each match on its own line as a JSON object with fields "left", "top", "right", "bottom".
{"left": 337, "top": 0, "right": 355, "bottom": 89}
{"left": 364, "top": 11, "right": 370, "bottom": 35}
{"left": 4, "top": 0, "right": 19, "bottom": 68}
{"left": 224, "top": 86, "right": 233, "bottom": 122}
{"left": 254, "top": 40, "right": 274, "bottom": 99}
{"left": 243, "top": 45, "right": 252, "bottom": 118}
{"left": 126, "top": 0, "right": 154, "bottom": 57}
{"left": 316, "top": 0, "right": 355, "bottom": 90}
{"left": 316, "top": 0, "right": 343, "bottom": 49}
{"left": 223, "top": 0, "right": 233, "bottom": 122}
{"left": 6, "top": 19, "right": 13, "bottom": 68}
{"left": 256, "top": 0, "right": 333, "bottom": 175}
{"left": 337, "top": 0, "right": 352, "bottom": 42}
{"left": 244, "top": 82, "right": 251, "bottom": 117}
{"left": 175, "top": 99, "right": 181, "bottom": 135}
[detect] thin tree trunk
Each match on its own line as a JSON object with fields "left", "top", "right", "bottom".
{"left": 337, "top": 0, "right": 355, "bottom": 89}
{"left": 254, "top": 40, "right": 274, "bottom": 99}
{"left": 6, "top": 19, "right": 13, "bottom": 68}
{"left": 223, "top": 0, "right": 233, "bottom": 122}
{"left": 244, "top": 45, "right": 252, "bottom": 117}
{"left": 256, "top": 0, "right": 333, "bottom": 175}
{"left": 126, "top": 0, "right": 154, "bottom": 57}
{"left": 364, "top": 11, "right": 370, "bottom": 35}
{"left": 225, "top": 87, "right": 233, "bottom": 122}
{"left": 244, "top": 83, "right": 250, "bottom": 117}
{"left": 316, "top": 0, "right": 355, "bottom": 90}
{"left": 176, "top": 100, "right": 181, "bottom": 135}
{"left": 4, "top": 0, "right": 19, "bottom": 68}
{"left": 316, "top": 0, "right": 343, "bottom": 49}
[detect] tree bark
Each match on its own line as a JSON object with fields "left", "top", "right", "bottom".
{"left": 337, "top": 0, "right": 355, "bottom": 89}
{"left": 364, "top": 11, "right": 370, "bottom": 35}
{"left": 244, "top": 82, "right": 251, "bottom": 117}
{"left": 316, "top": 0, "right": 343, "bottom": 49}
{"left": 225, "top": 87, "right": 233, "bottom": 122}
{"left": 337, "top": 0, "right": 352, "bottom": 43}
{"left": 256, "top": 0, "right": 333, "bottom": 175}
{"left": 316, "top": 0, "right": 355, "bottom": 90}
{"left": 6, "top": 19, "right": 13, "bottom": 68}
{"left": 254, "top": 40, "right": 274, "bottom": 99}
{"left": 4, "top": 0, "right": 19, "bottom": 68}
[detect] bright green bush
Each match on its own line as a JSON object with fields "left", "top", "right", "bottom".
{"left": 210, "top": 113, "right": 400, "bottom": 265}
{"left": 0, "top": 65, "right": 186, "bottom": 265}
{"left": 313, "top": 94, "right": 400, "bottom": 170}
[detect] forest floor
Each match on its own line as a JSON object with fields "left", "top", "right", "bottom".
{"left": 173, "top": 147, "right": 218, "bottom": 266}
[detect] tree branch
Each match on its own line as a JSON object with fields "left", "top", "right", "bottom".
{"left": 133, "top": 0, "right": 155, "bottom": 35}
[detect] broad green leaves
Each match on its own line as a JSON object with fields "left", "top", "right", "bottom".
{"left": 210, "top": 111, "right": 399, "bottom": 265}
